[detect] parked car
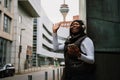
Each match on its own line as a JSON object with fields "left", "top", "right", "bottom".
{"left": 60, "top": 62, "right": 65, "bottom": 66}
{"left": 0, "top": 63, "right": 15, "bottom": 78}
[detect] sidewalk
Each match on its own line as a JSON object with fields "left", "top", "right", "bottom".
{"left": 16, "top": 65, "right": 60, "bottom": 75}
{"left": 1, "top": 66, "right": 64, "bottom": 80}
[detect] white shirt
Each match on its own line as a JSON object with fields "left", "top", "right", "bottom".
{"left": 53, "top": 33, "right": 95, "bottom": 64}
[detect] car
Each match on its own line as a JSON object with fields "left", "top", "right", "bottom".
{"left": 0, "top": 63, "right": 15, "bottom": 78}
{"left": 60, "top": 62, "right": 65, "bottom": 66}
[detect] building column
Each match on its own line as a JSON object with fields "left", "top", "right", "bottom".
{"left": 79, "top": 0, "right": 86, "bottom": 25}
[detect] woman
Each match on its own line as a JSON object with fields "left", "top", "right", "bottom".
{"left": 52, "top": 20, "right": 95, "bottom": 80}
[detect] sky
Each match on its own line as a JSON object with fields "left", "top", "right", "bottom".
{"left": 41, "top": 0, "right": 79, "bottom": 23}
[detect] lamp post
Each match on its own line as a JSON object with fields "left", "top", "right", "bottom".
{"left": 59, "top": 0, "right": 69, "bottom": 21}
{"left": 18, "top": 28, "right": 25, "bottom": 73}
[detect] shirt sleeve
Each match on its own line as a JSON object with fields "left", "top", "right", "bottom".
{"left": 52, "top": 32, "right": 64, "bottom": 51}
{"left": 79, "top": 37, "right": 95, "bottom": 64}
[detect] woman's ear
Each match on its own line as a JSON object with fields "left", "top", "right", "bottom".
{"left": 82, "top": 25, "right": 85, "bottom": 29}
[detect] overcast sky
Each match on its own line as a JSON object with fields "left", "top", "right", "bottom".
{"left": 41, "top": 0, "right": 79, "bottom": 23}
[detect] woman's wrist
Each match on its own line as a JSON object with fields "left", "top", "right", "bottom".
{"left": 53, "top": 29, "right": 57, "bottom": 33}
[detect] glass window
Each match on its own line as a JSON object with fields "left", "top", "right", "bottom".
{"left": 3, "top": 15, "right": 11, "bottom": 33}
{"left": 0, "top": 38, "right": 6, "bottom": 65}
{"left": 0, "top": 38, "right": 11, "bottom": 65}
{"left": 4, "top": 0, "right": 11, "bottom": 11}
{"left": 34, "top": 18, "right": 37, "bottom": 23}
{"left": 0, "top": 0, "right": 1, "bottom": 5}
{"left": 33, "top": 18, "right": 37, "bottom": 26}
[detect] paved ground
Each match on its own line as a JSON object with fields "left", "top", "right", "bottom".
{"left": 0, "top": 66, "right": 64, "bottom": 80}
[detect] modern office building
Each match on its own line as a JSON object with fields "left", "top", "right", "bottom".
{"left": 33, "top": 7, "right": 69, "bottom": 66}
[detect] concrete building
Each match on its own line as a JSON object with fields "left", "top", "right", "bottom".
{"left": 0, "top": 0, "right": 40, "bottom": 73}
{"left": 0, "top": 0, "right": 67, "bottom": 72}
{"left": 0, "top": 0, "right": 14, "bottom": 66}
{"left": 13, "top": 0, "right": 40, "bottom": 72}
{"left": 33, "top": 7, "right": 68, "bottom": 66}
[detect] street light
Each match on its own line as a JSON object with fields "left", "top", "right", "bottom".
{"left": 18, "top": 28, "right": 25, "bottom": 73}
{"left": 59, "top": 0, "right": 69, "bottom": 21}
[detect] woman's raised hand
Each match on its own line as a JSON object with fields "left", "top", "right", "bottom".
{"left": 52, "top": 22, "right": 62, "bottom": 33}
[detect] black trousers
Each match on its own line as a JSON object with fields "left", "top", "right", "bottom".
{"left": 61, "top": 68, "right": 95, "bottom": 80}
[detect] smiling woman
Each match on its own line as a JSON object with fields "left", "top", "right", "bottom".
{"left": 52, "top": 20, "right": 95, "bottom": 80}
{"left": 41, "top": 0, "right": 79, "bottom": 23}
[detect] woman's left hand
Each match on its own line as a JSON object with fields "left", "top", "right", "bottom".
{"left": 67, "top": 44, "right": 81, "bottom": 57}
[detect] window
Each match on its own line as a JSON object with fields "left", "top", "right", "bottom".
{"left": 4, "top": 0, "right": 11, "bottom": 11}
{"left": 33, "top": 18, "right": 37, "bottom": 26}
{"left": 18, "top": 15, "right": 22, "bottom": 23}
{"left": 33, "top": 18, "right": 37, "bottom": 23}
{"left": 0, "top": 38, "right": 12, "bottom": 65}
{"left": 0, "top": 0, "right": 1, "bottom": 4}
{"left": 43, "top": 24, "right": 52, "bottom": 36}
{"left": 0, "top": 38, "right": 6, "bottom": 65}
{"left": 0, "top": 11, "right": 1, "bottom": 26}
{"left": 3, "top": 15, "right": 11, "bottom": 33}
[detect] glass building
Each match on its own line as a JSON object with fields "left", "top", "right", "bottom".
{"left": 32, "top": 7, "right": 70, "bottom": 67}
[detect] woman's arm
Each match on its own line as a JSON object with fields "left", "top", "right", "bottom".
{"left": 79, "top": 37, "right": 95, "bottom": 64}
{"left": 52, "top": 32, "right": 64, "bottom": 51}
{"left": 53, "top": 32, "right": 59, "bottom": 51}
{"left": 52, "top": 22, "right": 65, "bottom": 51}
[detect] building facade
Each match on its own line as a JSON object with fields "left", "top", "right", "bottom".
{"left": 34, "top": 8, "right": 80, "bottom": 66}
{"left": 32, "top": 18, "right": 38, "bottom": 66}
{"left": 0, "top": 0, "right": 81, "bottom": 73}
{"left": 0, "top": 0, "right": 40, "bottom": 73}
{"left": 0, "top": 0, "right": 14, "bottom": 66}
{"left": 0, "top": 0, "right": 66, "bottom": 72}
{"left": 13, "top": 0, "right": 40, "bottom": 72}
{"left": 34, "top": 7, "right": 67, "bottom": 66}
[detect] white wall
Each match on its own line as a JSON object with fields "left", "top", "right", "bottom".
{"left": 37, "top": 7, "right": 66, "bottom": 59}
{"left": 79, "top": 0, "right": 87, "bottom": 25}
{"left": 12, "top": 0, "right": 41, "bottom": 71}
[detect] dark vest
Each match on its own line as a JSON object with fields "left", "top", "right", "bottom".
{"left": 64, "top": 35, "right": 95, "bottom": 75}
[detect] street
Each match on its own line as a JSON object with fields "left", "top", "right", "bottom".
{"left": 0, "top": 67, "right": 63, "bottom": 80}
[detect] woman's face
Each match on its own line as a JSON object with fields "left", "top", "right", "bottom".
{"left": 70, "top": 21, "right": 81, "bottom": 34}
